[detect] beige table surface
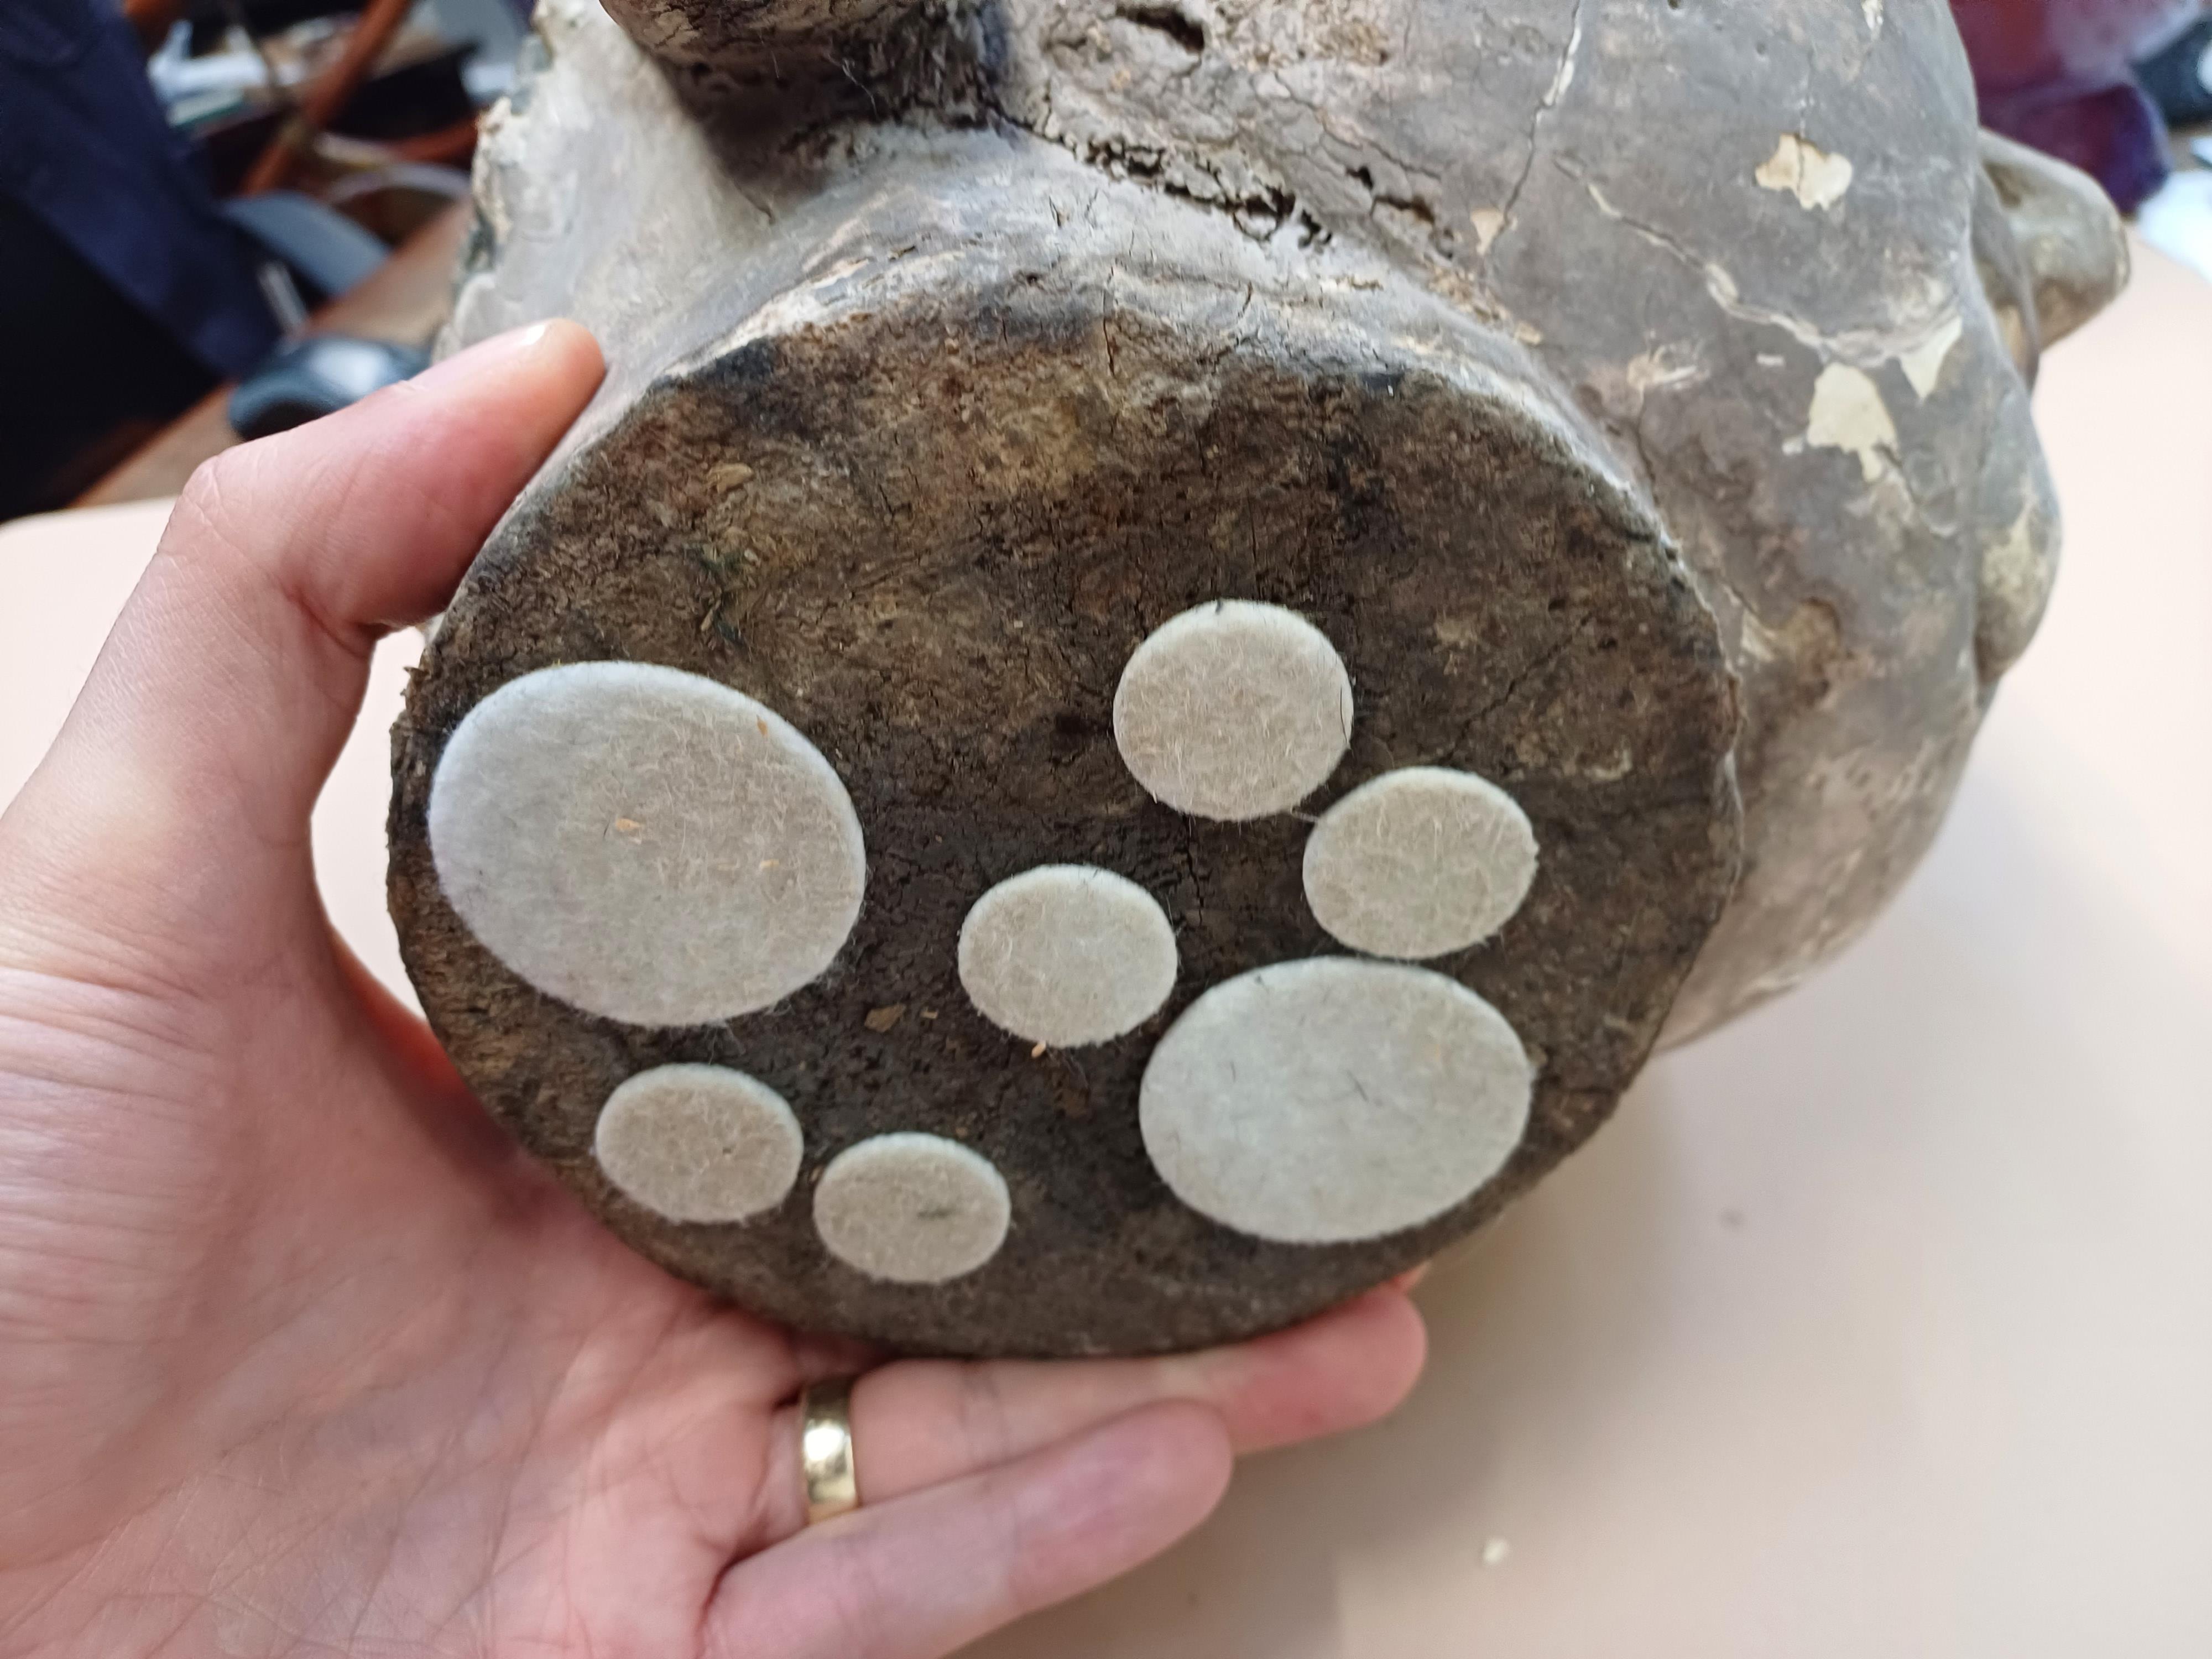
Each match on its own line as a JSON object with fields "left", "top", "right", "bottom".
{"left": 3, "top": 242, "right": 2208, "bottom": 1656}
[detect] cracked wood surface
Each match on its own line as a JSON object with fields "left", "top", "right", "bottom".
{"left": 400, "top": 169, "right": 1742, "bottom": 1352}
{"left": 450, "top": 0, "right": 2116, "bottom": 1041}
{"left": 392, "top": 0, "right": 2125, "bottom": 1349}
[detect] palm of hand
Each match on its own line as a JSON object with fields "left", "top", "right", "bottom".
{"left": 0, "top": 325, "right": 1423, "bottom": 1659}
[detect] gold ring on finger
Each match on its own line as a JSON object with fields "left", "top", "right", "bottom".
{"left": 799, "top": 1376, "right": 861, "bottom": 1526}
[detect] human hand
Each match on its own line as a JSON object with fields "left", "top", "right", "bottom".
{"left": 0, "top": 324, "right": 1427, "bottom": 1658}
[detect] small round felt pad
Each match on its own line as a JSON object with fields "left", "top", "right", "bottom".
{"left": 814, "top": 1134, "right": 1013, "bottom": 1284}
{"left": 1301, "top": 767, "right": 1540, "bottom": 960}
{"left": 957, "top": 865, "right": 1178, "bottom": 1047}
{"left": 595, "top": 1063, "right": 805, "bottom": 1223}
{"left": 1139, "top": 958, "right": 1531, "bottom": 1244}
{"left": 427, "top": 661, "right": 865, "bottom": 1027}
{"left": 1112, "top": 600, "right": 1354, "bottom": 821}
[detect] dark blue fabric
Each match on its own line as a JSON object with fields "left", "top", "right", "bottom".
{"left": 0, "top": 0, "right": 278, "bottom": 378}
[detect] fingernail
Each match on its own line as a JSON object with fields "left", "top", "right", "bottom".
{"left": 404, "top": 321, "right": 561, "bottom": 394}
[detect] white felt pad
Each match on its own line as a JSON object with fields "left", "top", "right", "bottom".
{"left": 1113, "top": 600, "right": 1354, "bottom": 821}
{"left": 958, "top": 865, "right": 1178, "bottom": 1046}
{"left": 814, "top": 1133, "right": 1012, "bottom": 1284}
{"left": 595, "top": 1063, "right": 805, "bottom": 1223}
{"left": 1301, "top": 767, "right": 1540, "bottom": 960}
{"left": 1139, "top": 958, "right": 1531, "bottom": 1244}
{"left": 429, "top": 661, "right": 865, "bottom": 1027}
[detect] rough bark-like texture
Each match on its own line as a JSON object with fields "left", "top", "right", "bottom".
{"left": 595, "top": 0, "right": 919, "bottom": 88}
{"left": 396, "top": 151, "right": 1741, "bottom": 1353}
{"left": 391, "top": 0, "right": 2125, "bottom": 1353}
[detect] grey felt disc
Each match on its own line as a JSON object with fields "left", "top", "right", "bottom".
{"left": 1112, "top": 600, "right": 1354, "bottom": 822}
{"left": 426, "top": 661, "right": 865, "bottom": 1027}
{"left": 1139, "top": 958, "right": 1533, "bottom": 1245}
{"left": 595, "top": 1063, "right": 805, "bottom": 1223}
{"left": 1301, "top": 768, "right": 1540, "bottom": 961}
{"left": 814, "top": 1134, "right": 1013, "bottom": 1284}
{"left": 957, "top": 865, "right": 1178, "bottom": 1047}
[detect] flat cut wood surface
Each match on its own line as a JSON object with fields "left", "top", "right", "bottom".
{"left": 3, "top": 238, "right": 2206, "bottom": 1656}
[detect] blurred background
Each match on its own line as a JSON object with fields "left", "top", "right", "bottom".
{"left": 2, "top": 0, "right": 2211, "bottom": 521}
{"left": 0, "top": 0, "right": 520, "bottom": 518}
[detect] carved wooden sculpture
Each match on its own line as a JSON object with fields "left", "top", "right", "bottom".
{"left": 389, "top": 0, "right": 2127, "bottom": 1355}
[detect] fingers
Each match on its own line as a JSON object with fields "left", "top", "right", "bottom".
{"left": 716, "top": 1294, "right": 1421, "bottom": 1659}
{"left": 749, "top": 1286, "right": 1424, "bottom": 1545}
{"left": 708, "top": 1403, "right": 1232, "bottom": 1659}
{"left": 29, "top": 324, "right": 603, "bottom": 872}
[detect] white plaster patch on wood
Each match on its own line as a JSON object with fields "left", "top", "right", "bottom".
{"left": 1754, "top": 134, "right": 1855, "bottom": 211}
{"left": 1976, "top": 497, "right": 2057, "bottom": 677}
{"left": 814, "top": 1133, "right": 1011, "bottom": 1284}
{"left": 595, "top": 1064, "right": 804, "bottom": 1223}
{"left": 1588, "top": 343, "right": 1708, "bottom": 422}
{"left": 1113, "top": 599, "right": 1354, "bottom": 822}
{"left": 1627, "top": 346, "right": 1703, "bottom": 395}
{"left": 958, "top": 865, "right": 1177, "bottom": 1047}
{"left": 1581, "top": 179, "right": 1947, "bottom": 363}
{"left": 428, "top": 661, "right": 865, "bottom": 1027}
{"left": 1543, "top": 9, "right": 1584, "bottom": 108}
{"left": 1804, "top": 363, "right": 1897, "bottom": 482}
{"left": 1139, "top": 958, "right": 1532, "bottom": 1245}
{"left": 1981, "top": 502, "right": 2044, "bottom": 614}
{"left": 1302, "top": 768, "right": 1539, "bottom": 961}
{"left": 1897, "top": 314, "right": 1964, "bottom": 399}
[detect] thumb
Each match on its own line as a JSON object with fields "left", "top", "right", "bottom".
{"left": 4, "top": 322, "right": 602, "bottom": 928}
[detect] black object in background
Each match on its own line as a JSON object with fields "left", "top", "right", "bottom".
{"left": 227, "top": 335, "right": 429, "bottom": 440}
{"left": 0, "top": 0, "right": 279, "bottom": 518}
{"left": 2137, "top": 16, "right": 2212, "bottom": 126}
{"left": 0, "top": 197, "right": 221, "bottom": 519}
